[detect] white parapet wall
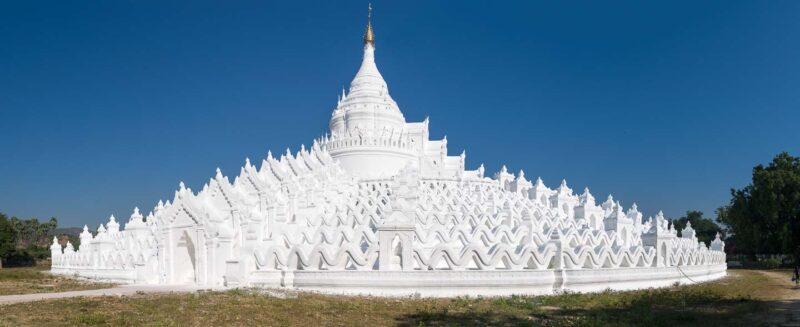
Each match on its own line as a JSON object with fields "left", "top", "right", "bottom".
{"left": 280, "top": 264, "right": 727, "bottom": 297}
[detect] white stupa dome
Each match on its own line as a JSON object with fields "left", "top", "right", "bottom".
{"left": 50, "top": 6, "right": 727, "bottom": 297}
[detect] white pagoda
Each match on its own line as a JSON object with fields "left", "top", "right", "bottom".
{"left": 51, "top": 8, "right": 726, "bottom": 296}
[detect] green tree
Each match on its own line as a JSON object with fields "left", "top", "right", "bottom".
{"left": 7, "top": 216, "right": 59, "bottom": 247}
{"left": 0, "top": 213, "right": 16, "bottom": 268}
{"left": 25, "top": 218, "right": 40, "bottom": 245}
{"left": 671, "top": 210, "right": 723, "bottom": 245}
{"left": 9, "top": 216, "right": 22, "bottom": 247}
{"left": 718, "top": 152, "right": 800, "bottom": 263}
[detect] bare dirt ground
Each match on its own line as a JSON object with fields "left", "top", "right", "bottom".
{"left": 754, "top": 270, "right": 800, "bottom": 326}
{"left": 0, "top": 284, "right": 204, "bottom": 304}
{"left": 0, "top": 266, "right": 115, "bottom": 296}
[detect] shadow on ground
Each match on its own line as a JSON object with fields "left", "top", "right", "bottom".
{"left": 395, "top": 293, "right": 765, "bottom": 326}
{"left": 396, "top": 311, "right": 536, "bottom": 327}
{"left": 762, "top": 299, "right": 800, "bottom": 326}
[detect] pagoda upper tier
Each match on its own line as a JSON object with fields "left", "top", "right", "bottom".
{"left": 329, "top": 42, "right": 405, "bottom": 138}
{"left": 323, "top": 14, "right": 465, "bottom": 180}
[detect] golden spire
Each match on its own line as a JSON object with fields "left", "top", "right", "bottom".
{"left": 363, "top": 3, "right": 375, "bottom": 46}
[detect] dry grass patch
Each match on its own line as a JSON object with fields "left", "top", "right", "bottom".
{"left": 0, "top": 266, "right": 115, "bottom": 296}
{"left": 0, "top": 270, "right": 778, "bottom": 326}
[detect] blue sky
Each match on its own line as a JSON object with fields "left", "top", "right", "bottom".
{"left": 1, "top": 1, "right": 798, "bottom": 228}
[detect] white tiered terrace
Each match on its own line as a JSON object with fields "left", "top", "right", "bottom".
{"left": 51, "top": 12, "right": 726, "bottom": 297}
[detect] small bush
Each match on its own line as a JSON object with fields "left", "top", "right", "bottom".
{"left": 25, "top": 245, "right": 50, "bottom": 261}
{"left": 2, "top": 250, "right": 35, "bottom": 268}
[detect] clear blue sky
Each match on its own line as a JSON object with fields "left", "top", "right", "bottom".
{"left": 1, "top": 1, "right": 798, "bottom": 228}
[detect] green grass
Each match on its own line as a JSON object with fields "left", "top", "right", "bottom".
{"left": 0, "top": 266, "right": 115, "bottom": 296}
{"left": 0, "top": 270, "right": 776, "bottom": 326}
{"left": 0, "top": 266, "right": 47, "bottom": 280}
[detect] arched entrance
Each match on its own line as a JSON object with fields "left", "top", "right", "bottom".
{"left": 160, "top": 211, "right": 206, "bottom": 285}
{"left": 172, "top": 229, "right": 197, "bottom": 284}
{"left": 157, "top": 206, "right": 228, "bottom": 286}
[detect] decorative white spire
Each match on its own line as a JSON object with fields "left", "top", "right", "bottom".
{"left": 107, "top": 215, "right": 120, "bottom": 234}
{"left": 557, "top": 179, "right": 572, "bottom": 194}
{"left": 364, "top": 3, "right": 374, "bottom": 46}
{"left": 580, "top": 187, "right": 595, "bottom": 206}
{"left": 340, "top": 3, "right": 399, "bottom": 117}
{"left": 50, "top": 236, "right": 61, "bottom": 255}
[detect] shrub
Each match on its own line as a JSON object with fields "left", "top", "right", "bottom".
{"left": 2, "top": 250, "right": 35, "bottom": 268}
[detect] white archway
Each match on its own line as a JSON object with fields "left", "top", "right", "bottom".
{"left": 160, "top": 209, "right": 209, "bottom": 286}
{"left": 172, "top": 229, "right": 197, "bottom": 284}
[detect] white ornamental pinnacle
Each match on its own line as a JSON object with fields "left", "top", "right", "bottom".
{"left": 131, "top": 207, "right": 143, "bottom": 220}
{"left": 50, "top": 7, "right": 726, "bottom": 297}
{"left": 580, "top": 187, "right": 595, "bottom": 205}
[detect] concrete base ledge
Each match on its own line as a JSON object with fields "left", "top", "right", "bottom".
{"left": 52, "top": 264, "right": 727, "bottom": 298}
{"left": 50, "top": 268, "right": 137, "bottom": 284}
{"left": 251, "top": 264, "right": 727, "bottom": 297}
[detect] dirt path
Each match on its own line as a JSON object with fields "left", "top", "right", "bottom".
{"left": 756, "top": 270, "right": 800, "bottom": 326}
{"left": 0, "top": 284, "right": 206, "bottom": 305}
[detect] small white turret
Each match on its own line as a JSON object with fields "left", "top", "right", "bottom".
{"left": 50, "top": 236, "right": 62, "bottom": 257}
{"left": 710, "top": 233, "right": 725, "bottom": 252}
{"left": 627, "top": 203, "right": 643, "bottom": 233}
{"left": 107, "top": 215, "right": 120, "bottom": 234}
{"left": 682, "top": 221, "right": 696, "bottom": 241}
{"left": 511, "top": 169, "right": 532, "bottom": 194}
{"left": 530, "top": 177, "right": 551, "bottom": 206}
{"left": 494, "top": 165, "right": 515, "bottom": 191}
{"left": 79, "top": 225, "right": 93, "bottom": 252}
{"left": 575, "top": 187, "right": 604, "bottom": 230}
{"left": 126, "top": 207, "right": 146, "bottom": 230}
{"left": 602, "top": 195, "right": 615, "bottom": 214}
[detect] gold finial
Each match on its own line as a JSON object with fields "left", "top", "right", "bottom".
{"left": 363, "top": 3, "right": 375, "bottom": 46}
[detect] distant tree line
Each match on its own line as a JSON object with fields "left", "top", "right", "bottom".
{"left": 0, "top": 213, "right": 65, "bottom": 268}
{"left": 9, "top": 216, "right": 58, "bottom": 248}
{"left": 667, "top": 152, "right": 799, "bottom": 268}
{"left": 716, "top": 152, "right": 800, "bottom": 266}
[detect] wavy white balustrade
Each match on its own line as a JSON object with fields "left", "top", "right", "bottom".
{"left": 50, "top": 140, "right": 726, "bottom": 296}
